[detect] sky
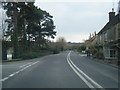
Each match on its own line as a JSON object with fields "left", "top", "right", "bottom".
{"left": 0, "top": 0, "right": 119, "bottom": 42}
{"left": 35, "top": 0, "right": 119, "bottom": 43}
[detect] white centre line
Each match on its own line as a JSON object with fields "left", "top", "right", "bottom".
{"left": 67, "top": 56, "right": 94, "bottom": 88}
{"left": 0, "top": 61, "right": 40, "bottom": 82}
{"left": 67, "top": 51, "right": 104, "bottom": 89}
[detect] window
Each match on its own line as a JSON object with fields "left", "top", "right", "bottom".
{"left": 107, "top": 27, "right": 115, "bottom": 41}
{"left": 104, "top": 32, "right": 107, "bottom": 42}
{"left": 110, "top": 49, "right": 116, "bottom": 58}
{"left": 118, "top": 24, "right": 120, "bottom": 39}
{"left": 100, "top": 35, "right": 102, "bottom": 42}
{"left": 104, "top": 46, "right": 117, "bottom": 59}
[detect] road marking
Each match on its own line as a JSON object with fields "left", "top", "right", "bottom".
{"left": 9, "top": 73, "right": 15, "bottom": 77}
{"left": 79, "top": 54, "right": 87, "bottom": 57}
{"left": 67, "top": 56, "right": 94, "bottom": 88}
{"left": 67, "top": 51, "right": 104, "bottom": 89}
{"left": 0, "top": 77, "right": 9, "bottom": 82}
{"left": 0, "top": 61, "right": 40, "bottom": 82}
{"left": 68, "top": 52, "right": 103, "bottom": 88}
{"left": 19, "top": 62, "right": 33, "bottom": 68}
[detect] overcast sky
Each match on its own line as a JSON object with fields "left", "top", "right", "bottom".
{"left": 35, "top": 0, "right": 119, "bottom": 43}
{"left": 0, "top": 0, "right": 119, "bottom": 42}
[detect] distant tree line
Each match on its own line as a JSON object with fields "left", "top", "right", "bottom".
{"left": 2, "top": 2, "right": 56, "bottom": 60}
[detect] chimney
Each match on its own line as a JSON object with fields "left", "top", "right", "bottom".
{"left": 109, "top": 8, "right": 115, "bottom": 21}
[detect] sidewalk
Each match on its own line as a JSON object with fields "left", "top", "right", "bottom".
{"left": 80, "top": 54, "right": 120, "bottom": 69}
{"left": 83, "top": 56, "right": 119, "bottom": 69}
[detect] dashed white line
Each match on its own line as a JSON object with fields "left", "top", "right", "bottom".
{"left": 0, "top": 77, "right": 9, "bottom": 82}
{"left": 0, "top": 61, "right": 40, "bottom": 82}
{"left": 9, "top": 73, "right": 15, "bottom": 77}
{"left": 19, "top": 62, "right": 33, "bottom": 68}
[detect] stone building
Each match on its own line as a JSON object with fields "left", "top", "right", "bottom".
{"left": 85, "top": 9, "right": 120, "bottom": 64}
{"left": 97, "top": 9, "right": 120, "bottom": 61}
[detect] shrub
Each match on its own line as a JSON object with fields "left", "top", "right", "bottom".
{"left": 20, "top": 50, "right": 52, "bottom": 60}
{"left": 20, "top": 52, "right": 38, "bottom": 60}
{"left": 53, "top": 50, "right": 59, "bottom": 54}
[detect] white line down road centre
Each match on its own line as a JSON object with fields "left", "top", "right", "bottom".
{"left": 67, "top": 51, "right": 105, "bottom": 89}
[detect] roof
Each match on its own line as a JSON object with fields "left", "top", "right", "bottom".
{"left": 98, "top": 14, "right": 120, "bottom": 35}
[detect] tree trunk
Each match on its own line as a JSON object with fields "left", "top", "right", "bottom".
{"left": 12, "top": 3, "right": 19, "bottom": 59}
{"left": 22, "top": 19, "right": 28, "bottom": 52}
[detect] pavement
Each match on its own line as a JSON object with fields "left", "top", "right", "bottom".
{"left": 1, "top": 51, "right": 119, "bottom": 89}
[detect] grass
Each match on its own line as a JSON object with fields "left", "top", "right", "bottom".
{"left": 2, "top": 58, "right": 22, "bottom": 62}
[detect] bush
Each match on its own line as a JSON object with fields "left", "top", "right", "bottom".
{"left": 20, "top": 51, "right": 52, "bottom": 60}
{"left": 53, "top": 50, "right": 59, "bottom": 54}
{"left": 20, "top": 52, "right": 38, "bottom": 60}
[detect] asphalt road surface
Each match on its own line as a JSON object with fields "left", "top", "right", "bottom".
{"left": 1, "top": 51, "right": 119, "bottom": 88}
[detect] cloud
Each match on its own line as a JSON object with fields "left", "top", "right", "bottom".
{"left": 35, "top": 1, "right": 118, "bottom": 42}
{"left": 55, "top": 33, "right": 89, "bottom": 42}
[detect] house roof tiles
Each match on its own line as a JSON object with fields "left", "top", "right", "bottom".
{"left": 98, "top": 14, "right": 120, "bottom": 35}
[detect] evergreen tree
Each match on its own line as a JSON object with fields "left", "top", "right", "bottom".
{"left": 2, "top": 2, "right": 56, "bottom": 59}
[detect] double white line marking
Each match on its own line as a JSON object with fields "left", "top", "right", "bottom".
{"left": 67, "top": 51, "right": 104, "bottom": 89}
{"left": 0, "top": 61, "right": 40, "bottom": 82}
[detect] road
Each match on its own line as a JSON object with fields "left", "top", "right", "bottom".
{"left": 1, "top": 51, "right": 119, "bottom": 89}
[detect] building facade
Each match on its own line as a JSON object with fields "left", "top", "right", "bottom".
{"left": 85, "top": 9, "right": 120, "bottom": 63}
{"left": 97, "top": 11, "right": 120, "bottom": 61}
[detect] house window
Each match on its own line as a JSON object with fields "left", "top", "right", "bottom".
{"left": 110, "top": 49, "right": 116, "bottom": 58}
{"left": 104, "top": 47, "right": 117, "bottom": 59}
{"left": 100, "top": 35, "right": 101, "bottom": 42}
{"left": 107, "top": 27, "right": 115, "bottom": 41}
{"left": 118, "top": 24, "right": 120, "bottom": 39}
{"left": 104, "top": 33, "right": 107, "bottom": 41}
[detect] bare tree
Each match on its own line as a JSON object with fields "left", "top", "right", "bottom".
{"left": 56, "top": 37, "right": 67, "bottom": 51}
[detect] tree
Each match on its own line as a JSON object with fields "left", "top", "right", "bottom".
{"left": 78, "top": 45, "right": 86, "bottom": 52}
{"left": 2, "top": 2, "right": 56, "bottom": 60}
{"left": 56, "top": 37, "right": 67, "bottom": 51}
{"left": 2, "top": 2, "right": 20, "bottom": 59}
